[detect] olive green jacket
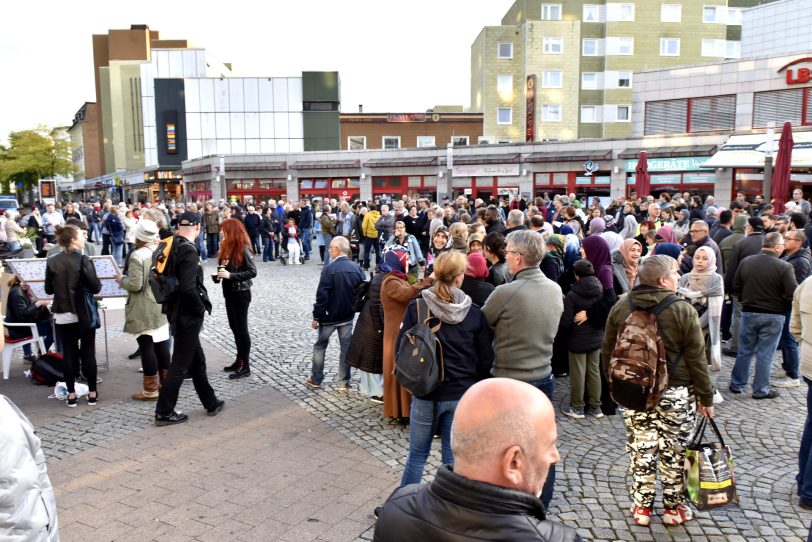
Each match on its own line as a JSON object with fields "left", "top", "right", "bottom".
{"left": 117, "top": 246, "right": 168, "bottom": 335}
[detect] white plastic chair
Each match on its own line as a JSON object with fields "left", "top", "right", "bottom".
{"left": 2, "top": 321, "right": 46, "bottom": 380}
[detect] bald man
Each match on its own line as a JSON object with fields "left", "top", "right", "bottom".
{"left": 373, "top": 379, "right": 581, "bottom": 542}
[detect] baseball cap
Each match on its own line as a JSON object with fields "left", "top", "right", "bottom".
{"left": 178, "top": 211, "right": 200, "bottom": 226}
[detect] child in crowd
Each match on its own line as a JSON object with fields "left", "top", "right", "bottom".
{"left": 286, "top": 217, "right": 301, "bottom": 265}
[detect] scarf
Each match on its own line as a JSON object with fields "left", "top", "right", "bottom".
{"left": 655, "top": 242, "right": 683, "bottom": 261}
{"left": 686, "top": 246, "right": 717, "bottom": 292}
{"left": 656, "top": 225, "right": 675, "bottom": 244}
{"left": 588, "top": 218, "right": 606, "bottom": 235}
{"left": 619, "top": 215, "right": 638, "bottom": 239}
{"left": 582, "top": 236, "right": 613, "bottom": 290}
{"left": 680, "top": 246, "right": 724, "bottom": 370}
{"left": 380, "top": 247, "right": 409, "bottom": 280}
{"left": 619, "top": 239, "right": 641, "bottom": 287}
{"left": 563, "top": 234, "right": 581, "bottom": 271}
{"left": 465, "top": 253, "right": 490, "bottom": 279}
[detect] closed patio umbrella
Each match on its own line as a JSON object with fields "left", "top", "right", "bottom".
{"left": 635, "top": 151, "right": 651, "bottom": 198}
{"left": 772, "top": 121, "right": 794, "bottom": 215}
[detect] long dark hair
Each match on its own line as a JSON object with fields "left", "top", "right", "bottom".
{"left": 219, "top": 218, "right": 252, "bottom": 267}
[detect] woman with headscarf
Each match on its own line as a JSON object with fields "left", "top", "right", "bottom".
{"left": 655, "top": 225, "right": 676, "bottom": 245}
{"left": 424, "top": 226, "right": 449, "bottom": 276}
{"left": 579, "top": 235, "right": 619, "bottom": 415}
{"left": 587, "top": 216, "right": 606, "bottom": 237}
{"left": 460, "top": 253, "right": 495, "bottom": 307}
{"left": 559, "top": 224, "right": 581, "bottom": 294}
{"left": 654, "top": 242, "right": 683, "bottom": 261}
{"left": 542, "top": 234, "right": 565, "bottom": 283}
{"left": 678, "top": 246, "right": 724, "bottom": 403}
{"left": 381, "top": 247, "right": 435, "bottom": 420}
{"left": 673, "top": 208, "right": 690, "bottom": 243}
{"left": 599, "top": 216, "right": 623, "bottom": 254}
{"left": 612, "top": 238, "right": 642, "bottom": 296}
{"left": 619, "top": 214, "right": 638, "bottom": 240}
{"left": 346, "top": 267, "right": 387, "bottom": 403}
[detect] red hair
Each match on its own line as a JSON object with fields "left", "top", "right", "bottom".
{"left": 219, "top": 218, "right": 252, "bottom": 267}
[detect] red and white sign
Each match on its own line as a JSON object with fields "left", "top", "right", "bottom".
{"left": 778, "top": 57, "right": 812, "bottom": 85}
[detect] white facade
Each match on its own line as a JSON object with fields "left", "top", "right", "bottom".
{"left": 741, "top": 0, "right": 812, "bottom": 58}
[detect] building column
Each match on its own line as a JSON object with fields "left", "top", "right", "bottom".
{"left": 360, "top": 174, "right": 372, "bottom": 202}
{"left": 286, "top": 177, "right": 299, "bottom": 202}
{"left": 611, "top": 161, "right": 627, "bottom": 200}
{"left": 714, "top": 168, "right": 732, "bottom": 204}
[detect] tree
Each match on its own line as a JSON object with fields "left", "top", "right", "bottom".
{"left": 0, "top": 125, "right": 78, "bottom": 202}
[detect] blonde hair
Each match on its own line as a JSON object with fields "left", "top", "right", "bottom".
{"left": 432, "top": 251, "right": 466, "bottom": 303}
{"left": 448, "top": 222, "right": 468, "bottom": 241}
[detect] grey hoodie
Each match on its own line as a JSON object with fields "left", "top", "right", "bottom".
{"left": 422, "top": 287, "right": 472, "bottom": 324}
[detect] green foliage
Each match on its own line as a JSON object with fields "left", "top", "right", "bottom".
{"left": 0, "top": 125, "right": 77, "bottom": 194}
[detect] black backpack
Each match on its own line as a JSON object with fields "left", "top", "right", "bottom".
{"left": 30, "top": 352, "right": 65, "bottom": 386}
{"left": 351, "top": 272, "right": 373, "bottom": 313}
{"left": 395, "top": 299, "right": 445, "bottom": 397}
{"left": 149, "top": 236, "right": 180, "bottom": 304}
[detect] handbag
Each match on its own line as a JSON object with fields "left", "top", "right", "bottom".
{"left": 684, "top": 415, "right": 739, "bottom": 510}
{"left": 78, "top": 255, "right": 100, "bottom": 332}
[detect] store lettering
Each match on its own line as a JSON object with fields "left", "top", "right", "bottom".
{"left": 787, "top": 67, "right": 811, "bottom": 85}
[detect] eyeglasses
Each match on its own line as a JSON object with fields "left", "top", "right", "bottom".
{"left": 689, "top": 229, "right": 706, "bottom": 234}
{"left": 785, "top": 237, "right": 800, "bottom": 242}
{"left": 505, "top": 250, "right": 523, "bottom": 256}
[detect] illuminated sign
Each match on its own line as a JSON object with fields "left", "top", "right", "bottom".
{"left": 777, "top": 57, "right": 812, "bottom": 85}
{"left": 166, "top": 123, "right": 177, "bottom": 154}
{"left": 526, "top": 75, "right": 536, "bottom": 142}
{"left": 387, "top": 113, "right": 426, "bottom": 123}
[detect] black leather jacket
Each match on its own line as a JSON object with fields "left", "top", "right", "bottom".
{"left": 44, "top": 250, "right": 101, "bottom": 315}
{"left": 374, "top": 465, "right": 582, "bottom": 542}
{"left": 222, "top": 246, "right": 257, "bottom": 293}
{"left": 166, "top": 236, "right": 212, "bottom": 328}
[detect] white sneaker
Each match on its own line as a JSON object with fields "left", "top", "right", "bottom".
{"left": 713, "top": 390, "right": 725, "bottom": 404}
{"left": 774, "top": 377, "right": 801, "bottom": 388}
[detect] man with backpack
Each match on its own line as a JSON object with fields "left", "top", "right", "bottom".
{"left": 153, "top": 211, "right": 224, "bottom": 426}
{"left": 601, "top": 255, "right": 714, "bottom": 527}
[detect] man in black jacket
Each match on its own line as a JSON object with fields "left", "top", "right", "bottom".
{"left": 243, "top": 205, "right": 262, "bottom": 255}
{"left": 306, "top": 237, "right": 365, "bottom": 391}
{"left": 155, "top": 212, "right": 224, "bottom": 425}
{"left": 776, "top": 229, "right": 812, "bottom": 388}
{"left": 723, "top": 217, "right": 764, "bottom": 356}
{"left": 730, "top": 232, "right": 798, "bottom": 399}
{"left": 374, "top": 378, "right": 581, "bottom": 542}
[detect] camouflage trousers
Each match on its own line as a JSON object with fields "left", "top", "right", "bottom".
{"left": 622, "top": 386, "right": 696, "bottom": 509}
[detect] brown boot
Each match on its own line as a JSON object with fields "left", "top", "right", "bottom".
{"left": 158, "top": 369, "right": 169, "bottom": 389}
{"left": 132, "top": 375, "right": 160, "bottom": 401}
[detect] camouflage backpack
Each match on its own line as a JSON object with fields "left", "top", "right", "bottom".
{"left": 608, "top": 294, "right": 682, "bottom": 411}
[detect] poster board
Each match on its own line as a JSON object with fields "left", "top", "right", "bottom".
{"left": 5, "top": 255, "right": 128, "bottom": 300}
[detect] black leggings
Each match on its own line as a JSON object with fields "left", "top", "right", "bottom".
{"left": 225, "top": 290, "right": 251, "bottom": 365}
{"left": 136, "top": 335, "right": 170, "bottom": 377}
{"left": 57, "top": 323, "right": 96, "bottom": 394}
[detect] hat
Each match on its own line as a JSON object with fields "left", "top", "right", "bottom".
{"left": 603, "top": 215, "right": 615, "bottom": 228}
{"left": 468, "top": 232, "right": 484, "bottom": 245}
{"left": 135, "top": 220, "right": 159, "bottom": 242}
{"left": 747, "top": 216, "right": 764, "bottom": 232}
{"left": 177, "top": 211, "right": 200, "bottom": 227}
{"left": 433, "top": 226, "right": 449, "bottom": 237}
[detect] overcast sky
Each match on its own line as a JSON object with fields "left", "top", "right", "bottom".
{"left": 0, "top": 0, "right": 510, "bottom": 142}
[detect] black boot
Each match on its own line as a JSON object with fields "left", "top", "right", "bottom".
{"left": 229, "top": 361, "right": 250, "bottom": 380}
{"left": 128, "top": 347, "right": 142, "bottom": 359}
{"left": 155, "top": 411, "right": 189, "bottom": 426}
{"left": 223, "top": 359, "right": 240, "bottom": 373}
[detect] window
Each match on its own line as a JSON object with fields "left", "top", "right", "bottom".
{"left": 542, "top": 70, "right": 562, "bottom": 88}
{"left": 753, "top": 88, "right": 811, "bottom": 128}
{"left": 617, "top": 71, "right": 631, "bottom": 88}
{"left": 542, "top": 104, "right": 562, "bottom": 122}
{"left": 645, "top": 95, "right": 737, "bottom": 134}
{"left": 382, "top": 136, "right": 400, "bottom": 149}
{"left": 661, "top": 4, "right": 681, "bottom": 22}
{"left": 541, "top": 3, "right": 562, "bottom": 20}
{"left": 703, "top": 6, "right": 725, "bottom": 23}
{"left": 727, "top": 8, "right": 743, "bottom": 25}
{"left": 606, "top": 37, "right": 633, "bottom": 55}
{"left": 582, "top": 39, "right": 602, "bottom": 56}
{"left": 497, "top": 42, "right": 513, "bottom": 59}
{"left": 726, "top": 41, "right": 741, "bottom": 59}
{"left": 581, "top": 106, "right": 599, "bottom": 123}
{"left": 543, "top": 37, "right": 563, "bottom": 54}
{"left": 660, "top": 38, "right": 680, "bottom": 56}
{"left": 583, "top": 4, "right": 603, "bottom": 22}
{"left": 497, "top": 74, "right": 513, "bottom": 99}
{"left": 416, "top": 136, "right": 435, "bottom": 148}
{"left": 616, "top": 105, "right": 631, "bottom": 121}
{"left": 582, "top": 72, "right": 598, "bottom": 90}
{"left": 497, "top": 107, "right": 512, "bottom": 124}
{"left": 348, "top": 136, "right": 365, "bottom": 150}
{"left": 452, "top": 136, "right": 469, "bottom": 146}
{"left": 701, "top": 39, "right": 739, "bottom": 57}
{"left": 606, "top": 3, "right": 635, "bottom": 21}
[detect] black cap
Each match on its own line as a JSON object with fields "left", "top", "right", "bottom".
{"left": 178, "top": 211, "right": 200, "bottom": 226}
{"left": 748, "top": 216, "right": 764, "bottom": 232}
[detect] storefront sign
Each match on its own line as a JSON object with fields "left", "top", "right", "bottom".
{"left": 526, "top": 75, "right": 536, "bottom": 142}
{"left": 576, "top": 176, "right": 610, "bottom": 185}
{"left": 452, "top": 164, "right": 520, "bottom": 177}
{"left": 387, "top": 113, "right": 426, "bottom": 123}
{"left": 625, "top": 156, "right": 710, "bottom": 172}
{"left": 778, "top": 57, "right": 812, "bottom": 85}
{"left": 684, "top": 173, "right": 716, "bottom": 184}
{"left": 703, "top": 132, "right": 812, "bottom": 168}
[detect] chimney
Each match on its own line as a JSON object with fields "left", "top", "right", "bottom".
{"left": 358, "top": 104, "right": 363, "bottom": 113}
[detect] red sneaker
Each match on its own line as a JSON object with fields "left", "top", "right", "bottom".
{"left": 631, "top": 504, "right": 652, "bottom": 526}
{"left": 663, "top": 504, "right": 694, "bottom": 526}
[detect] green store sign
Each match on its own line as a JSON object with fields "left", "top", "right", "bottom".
{"left": 625, "top": 156, "right": 710, "bottom": 172}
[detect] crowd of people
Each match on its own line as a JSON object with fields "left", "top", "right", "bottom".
{"left": 5, "top": 187, "right": 812, "bottom": 538}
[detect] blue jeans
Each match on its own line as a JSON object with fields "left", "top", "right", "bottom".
{"left": 23, "top": 321, "right": 54, "bottom": 356}
{"left": 310, "top": 321, "right": 352, "bottom": 385}
{"left": 301, "top": 228, "right": 312, "bottom": 258}
{"left": 112, "top": 242, "right": 124, "bottom": 267}
{"left": 262, "top": 236, "right": 274, "bottom": 261}
{"left": 731, "top": 312, "right": 785, "bottom": 396}
{"left": 401, "top": 397, "right": 458, "bottom": 486}
{"left": 780, "top": 308, "right": 800, "bottom": 379}
{"left": 363, "top": 237, "right": 381, "bottom": 270}
{"left": 197, "top": 231, "right": 207, "bottom": 261}
{"left": 799, "top": 378, "right": 812, "bottom": 506}
{"left": 528, "top": 374, "right": 556, "bottom": 510}
{"left": 206, "top": 232, "right": 219, "bottom": 257}
{"left": 8, "top": 241, "right": 20, "bottom": 251}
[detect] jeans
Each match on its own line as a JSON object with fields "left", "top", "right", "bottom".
{"left": 56, "top": 323, "right": 96, "bottom": 394}
{"left": 136, "top": 335, "right": 170, "bottom": 377}
{"left": 310, "top": 321, "right": 353, "bottom": 385}
{"left": 301, "top": 228, "right": 312, "bottom": 258}
{"left": 262, "top": 236, "right": 274, "bottom": 261}
{"left": 22, "top": 321, "right": 54, "bottom": 357}
{"left": 206, "top": 232, "right": 220, "bottom": 258}
{"left": 7, "top": 241, "right": 20, "bottom": 251}
{"left": 798, "top": 378, "right": 812, "bottom": 505}
{"left": 197, "top": 231, "right": 207, "bottom": 261}
{"left": 91, "top": 221, "right": 102, "bottom": 243}
{"left": 780, "top": 308, "right": 800, "bottom": 379}
{"left": 249, "top": 233, "right": 262, "bottom": 256}
{"left": 730, "top": 296, "right": 743, "bottom": 351}
{"left": 528, "top": 374, "right": 556, "bottom": 509}
{"left": 731, "top": 312, "right": 785, "bottom": 396}
{"left": 156, "top": 317, "right": 218, "bottom": 417}
{"left": 322, "top": 234, "right": 333, "bottom": 264}
{"left": 363, "top": 237, "right": 381, "bottom": 270}
{"left": 401, "top": 397, "right": 458, "bottom": 486}
{"left": 112, "top": 242, "right": 124, "bottom": 267}
{"left": 224, "top": 290, "right": 251, "bottom": 366}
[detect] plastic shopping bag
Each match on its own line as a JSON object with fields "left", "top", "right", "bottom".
{"left": 50, "top": 381, "right": 89, "bottom": 400}
{"left": 684, "top": 415, "right": 739, "bottom": 510}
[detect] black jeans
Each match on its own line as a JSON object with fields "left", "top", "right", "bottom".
{"left": 56, "top": 323, "right": 96, "bottom": 394}
{"left": 206, "top": 232, "right": 220, "bottom": 258}
{"left": 136, "top": 335, "right": 170, "bottom": 377}
{"left": 225, "top": 290, "right": 251, "bottom": 365}
{"left": 102, "top": 233, "right": 111, "bottom": 256}
{"left": 156, "top": 317, "right": 218, "bottom": 416}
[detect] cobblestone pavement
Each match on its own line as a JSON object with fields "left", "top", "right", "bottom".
{"left": 10, "top": 255, "right": 812, "bottom": 541}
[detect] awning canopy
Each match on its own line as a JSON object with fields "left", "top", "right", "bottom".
{"left": 363, "top": 157, "right": 438, "bottom": 168}
{"left": 618, "top": 145, "right": 717, "bottom": 160}
{"left": 702, "top": 132, "right": 812, "bottom": 168}
{"left": 289, "top": 160, "right": 360, "bottom": 170}
{"left": 439, "top": 153, "right": 520, "bottom": 166}
{"left": 227, "top": 162, "right": 286, "bottom": 171}
{"left": 525, "top": 150, "right": 612, "bottom": 163}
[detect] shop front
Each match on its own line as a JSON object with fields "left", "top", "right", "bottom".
{"left": 225, "top": 179, "right": 287, "bottom": 204}
{"left": 525, "top": 151, "right": 613, "bottom": 201}
{"left": 448, "top": 154, "right": 522, "bottom": 203}
{"left": 298, "top": 178, "right": 361, "bottom": 202}
{"left": 620, "top": 147, "right": 717, "bottom": 199}
{"left": 84, "top": 174, "right": 123, "bottom": 203}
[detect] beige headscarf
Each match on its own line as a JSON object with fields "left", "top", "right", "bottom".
{"left": 619, "top": 238, "right": 642, "bottom": 288}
